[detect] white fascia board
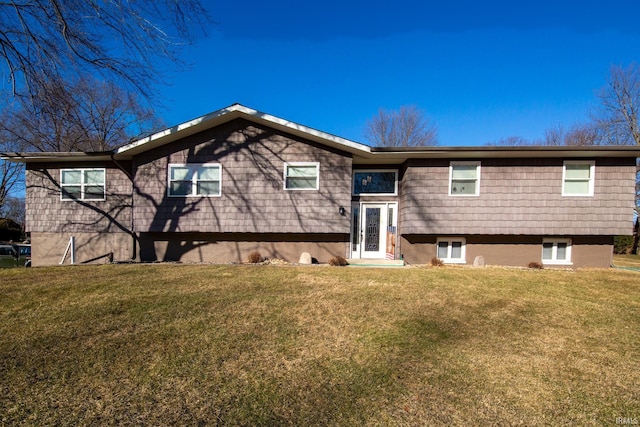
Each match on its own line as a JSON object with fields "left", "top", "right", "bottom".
{"left": 247, "top": 108, "right": 372, "bottom": 154}
{"left": 116, "top": 104, "right": 244, "bottom": 155}
{"left": 116, "top": 104, "right": 373, "bottom": 158}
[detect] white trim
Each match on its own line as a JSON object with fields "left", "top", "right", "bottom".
{"left": 116, "top": 104, "right": 372, "bottom": 157}
{"left": 167, "top": 163, "right": 222, "bottom": 197}
{"left": 541, "top": 238, "right": 573, "bottom": 265}
{"left": 60, "top": 168, "right": 106, "bottom": 201}
{"left": 352, "top": 169, "right": 398, "bottom": 196}
{"left": 283, "top": 162, "right": 319, "bottom": 191}
{"left": 436, "top": 237, "right": 467, "bottom": 264}
{"left": 562, "top": 160, "right": 595, "bottom": 197}
{"left": 449, "top": 161, "right": 481, "bottom": 196}
{"left": 351, "top": 201, "right": 398, "bottom": 259}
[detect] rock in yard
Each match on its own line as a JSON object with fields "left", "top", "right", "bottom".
{"left": 299, "top": 252, "right": 312, "bottom": 264}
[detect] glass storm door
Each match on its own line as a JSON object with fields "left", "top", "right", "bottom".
{"left": 351, "top": 202, "right": 396, "bottom": 259}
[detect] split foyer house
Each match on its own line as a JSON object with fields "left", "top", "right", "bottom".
{"left": 4, "top": 104, "right": 640, "bottom": 267}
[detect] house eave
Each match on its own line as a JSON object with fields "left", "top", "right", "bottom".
{"left": 114, "top": 103, "right": 374, "bottom": 159}
{"left": 352, "top": 145, "right": 640, "bottom": 164}
{"left": 1, "top": 152, "right": 114, "bottom": 163}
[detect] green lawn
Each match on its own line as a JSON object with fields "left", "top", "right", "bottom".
{"left": 1, "top": 264, "right": 639, "bottom": 425}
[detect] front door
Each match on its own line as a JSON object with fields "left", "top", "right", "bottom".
{"left": 351, "top": 202, "right": 397, "bottom": 259}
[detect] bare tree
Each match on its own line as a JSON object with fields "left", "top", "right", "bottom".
{"left": 364, "top": 105, "right": 438, "bottom": 147}
{"left": 0, "top": 159, "right": 23, "bottom": 214}
{"left": 543, "top": 123, "right": 599, "bottom": 146}
{"left": 0, "top": 0, "right": 209, "bottom": 101}
{"left": 0, "top": 106, "right": 25, "bottom": 214}
{"left": 593, "top": 63, "right": 640, "bottom": 253}
{"left": 0, "top": 196, "right": 25, "bottom": 226}
{"left": 1, "top": 78, "right": 162, "bottom": 153}
{"left": 595, "top": 63, "right": 640, "bottom": 146}
{"left": 486, "top": 135, "right": 536, "bottom": 146}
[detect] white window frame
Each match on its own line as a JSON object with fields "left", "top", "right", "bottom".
{"left": 449, "top": 161, "right": 481, "bottom": 196}
{"left": 541, "top": 238, "right": 572, "bottom": 265}
{"left": 60, "top": 168, "right": 106, "bottom": 201}
{"left": 562, "top": 161, "right": 595, "bottom": 197}
{"left": 436, "top": 237, "right": 466, "bottom": 264}
{"left": 167, "top": 163, "right": 222, "bottom": 197}
{"left": 284, "top": 162, "right": 319, "bottom": 191}
{"left": 352, "top": 169, "right": 398, "bottom": 196}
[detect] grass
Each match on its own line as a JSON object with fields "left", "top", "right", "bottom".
{"left": 613, "top": 253, "right": 640, "bottom": 269}
{"left": 1, "top": 264, "right": 639, "bottom": 425}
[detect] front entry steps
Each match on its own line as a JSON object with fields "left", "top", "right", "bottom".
{"left": 347, "top": 259, "right": 405, "bottom": 267}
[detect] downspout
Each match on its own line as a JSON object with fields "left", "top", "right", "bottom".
{"left": 110, "top": 153, "right": 137, "bottom": 261}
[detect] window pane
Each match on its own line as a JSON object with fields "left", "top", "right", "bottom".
{"left": 353, "top": 171, "right": 396, "bottom": 194}
{"left": 556, "top": 243, "right": 567, "bottom": 260}
{"left": 287, "top": 165, "right": 317, "bottom": 177}
{"left": 197, "top": 181, "right": 220, "bottom": 195}
{"left": 452, "top": 165, "right": 477, "bottom": 179}
{"left": 542, "top": 242, "right": 553, "bottom": 259}
{"left": 198, "top": 166, "right": 219, "bottom": 181}
{"left": 451, "top": 241, "right": 462, "bottom": 259}
{"left": 351, "top": 207, "right": 359, "bottom": 250}
{"left": 170, "top": 181, "right": 192, "bottom": 196}
{"left": 61, "top": 170, "right": 81, "bottom": 184}
{"left": 286, "top": 177, "right": 316, "bottom": 189}
{"left": 564, "top": 180, "right": 589, "bottom": 194}
{"left": 364, "top": 208, "right": 381, "bottom": 251}
{"left": 170, "top": 166, "right": 191, "bottom": 181}
{"left": 62, "top": 185, "right": 81, "bottom": 199}
{"left": 565, "top": 164, "right": 590, "bottom": 179}
{"left": 84, "top": 170, "right": 104, "bottom": 184}
{"left": 437, "top": 242, "right": 449, "bottom": 259}
{"left": 451, "top": 180, "right": 476, "bottom": 195}
{"left": 84, "top": 185, "right": 105, "bottom": 199}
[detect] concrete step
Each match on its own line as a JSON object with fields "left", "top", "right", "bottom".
{"left": 346, "top": 259, "right": 405, "bottom": 267}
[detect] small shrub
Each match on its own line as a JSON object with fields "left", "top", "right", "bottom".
{"left": 247, "top": 251, "right": 262, "bottom": 264}
{"left": 430, "top": 257, "right": 444, "bottom": 267}
{"left": 528, "top": 261, "right": 543, "bottom": 269}
{"left": 328, "top": 255, "right": 348, "bottom": 266}
{"left": 614, "top": 235, "right": 634, "bottom": 254}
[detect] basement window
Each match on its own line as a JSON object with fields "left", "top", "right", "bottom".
{"left": 541, "top": 238, "right": 572, "bottom": 265}
{"left": 436, "top": 237, "right": 466, "bottom": 263}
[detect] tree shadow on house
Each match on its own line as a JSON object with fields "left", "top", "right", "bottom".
{"left": 133, "top": 118, "right": 351, "bottom": 263}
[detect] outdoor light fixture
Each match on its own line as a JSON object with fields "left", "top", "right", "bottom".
{"left": 339, "top": 205, "right": 346, "bottom": 216}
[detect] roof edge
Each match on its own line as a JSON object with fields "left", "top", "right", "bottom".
{"left": 1, "top": 152, "right": 115, "bottom": 163}
{"left": 115, "top": 103, "right": 373, "bottom": 158}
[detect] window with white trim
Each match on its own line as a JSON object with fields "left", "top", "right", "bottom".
{"left": 61, "top": 168, "right": 105, "bottom": 201}
{"left": 541, "top": 238, "right": 572, "bottom": 265}
{"left": 168, "top": 163, "right": 221, "bottom": 197}
{"left": 284, "top": 162, "right": 319, "bottom": 190}
{"left": 436, "top": 237, "right": 466, "bottom": 263}
{"left": 449, "top": 162, "right": 480, "bottom": 196}
{"left": 562, "top": 161, "right": 594, "bottom": 196}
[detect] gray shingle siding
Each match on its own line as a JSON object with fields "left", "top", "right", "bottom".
{"left": 25, "top": 162, "right": 133, "bottom": 234}
{"left": 399, "top": 157, "right": 636, "bottom": 236}
{"left": 132, "top": 119, "right": 353, "bottom": 234}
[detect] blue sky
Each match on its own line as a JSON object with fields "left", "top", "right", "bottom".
{"left": 158, "top": 0, "right": 640, "bottom": 146}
